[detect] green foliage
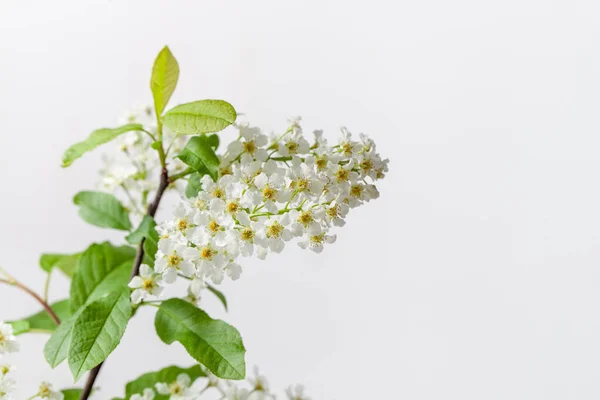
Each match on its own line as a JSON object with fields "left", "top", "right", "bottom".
{"left": 124, "top": 215, "right": 158, "bottom": 265}
{"left": 151, "top": 46, "right": 180, "bottom": 117}
{"left": 61, "top": 389, "right": 83, "bottom": 400}
{"left": 185, "top": 172, "right": 203, "bottom": 199}
{"left": 155, "top": 299, "right": 246, "bottom": 380}
{"left": 61, "top": 124, "right": 143, "bottom": 167}
{"left": 69, "top": 289, "right": 132, "bottom": 380}
{"left": 163, "top": 100, "right": 236, "bottom": 135}
{"left": 176, "top": 135, "right": 220, "bottom": 181}
{"left": 69, "top": 242, "right": 135, "bottom": 313}
{"left": 73, "top": 191, "right": 132, "bottom": 231}
{"left": 142, "top": 223, "right": 159, "bottom": 267}
{"left": 8, "top": 321, "right": 29, "bottom": 335}
{"left": 9, "top": 300, "right": 71, "bottom": 335}
{"left": 44, "top": 312, "right": 79, "bottom": 368}
{"left": 114, "top": 364, "right": 205, "bottom": 400}
{"left": 206, "top": 133, "right": 220, "bottom": 149}
{"left": 207, "top": 284, "right": 228, "bottom": 311}
{"left": 125, "top": 215, "right": 156, "bottom": 245}
{"left": 39, "top": 253, "right": 80, "bottom": 277}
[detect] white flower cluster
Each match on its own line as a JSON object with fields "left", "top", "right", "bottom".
{"left": 0, "top": 322, "right": 63, "bottom": 400}
{"left": 129, "top": 367, "right": 311, "bottom": 400}
{"left": 99, "top": 106, "right": 187, "bottom": 216}
{"left": 130, "top": 117, "right": 388, "bottom": 302}
{"left": 0, "top": 321, "right": 18, "bottom": 400}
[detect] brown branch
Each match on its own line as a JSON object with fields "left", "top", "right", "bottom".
{"left": 80, "top": 167, "right": 170, "bottom": 400}
{"left": 0, "top": 278, "right": 60, "bottom": 325}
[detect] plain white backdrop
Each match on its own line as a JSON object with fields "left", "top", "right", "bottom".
{"left": 1, "top": 0, "right": 600, "bottom": 398}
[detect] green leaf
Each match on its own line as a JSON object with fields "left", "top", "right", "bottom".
{"left": 206, "top": 133, "right": 220, "bottom": 149}
{"left": 40, "top": 253, "right": 80, "bottom": 277}
{"left": 142, "top": 220, "right": 159, "bottom": 267}
{"left": 207, "top": 284, "right": 228, "bottom": 312}
{"left": 185, "top": 172, "right": 203, "bottom": 199}
{"left": 9, "top": 300, "right": 71, "bottom": 335}
{"left": 73, "top": 191, "right": 132, "bottom": 231}
{"left": 9, "top": 321, "right": 29, "bottom": 335}
{"left": 151, "top": 46, "right": 179, "bottom": 117}
{"left": 62, "top": 124, "right": 143, "bottom": 167}
{"left": 155, "top": 299, "right": 245, "bottom": 379}
{"left": 176, "top": 136, "right": 220, "bottom": 181}
{"left": 69, "top": 289, "right": 132, "bottom": 381}
{"left": 44, "top": 312, "right": 80, "bottom": 368}
{"left": 163, "top": 100, "right": 236, "bottom": 135}
{"left": 62, "top": 389, "right": 83, "bottom": 400}
{"left": 70, "top": 242, "right": 136, "bottom": 313}
{"left": 121, "top": 365, "right": 205, "bottom": 400}
{"left": 126, "top": 216, "right": 156, "bottom": 245}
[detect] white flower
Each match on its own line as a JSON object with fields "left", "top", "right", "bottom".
{"left": 285, "top": 384, "right": 311, "bottom": 400}
{"left": 298, "top": 229, "right": 337, "bottom": 254}
{"left": 338, "top": 127, "right": 361, "bottom": 157}
{"left": 278, "top": 131, "right": 310, "bottom": 157}
{"left": 155, "top": 239, "right": 198, "bottom": 283}
{"left": 0, "top": 323, "right": 18, "bottom": 355}
{"left": 0, "top": 365, "right": 14, "bottom": 378}
{"left": 36, "top": 382, "right": 64, "bottom": 400}
{"left": 322, "top": 201, "right": 349, "bottom": 227}
{"left": 184, "top": 277, "right": 205, "bottom": 305}
{"left": 128, "top": 264, "right": 164, "bottom": 304}
{"left": 156, "top": 374, "right": 192, "bottom": 400}
{"left": 252, "top": 170, "right": 290, "bottom": 213}
{"left": 257, "top": 215, "right": 294, "bottom": 255}
{"left": 247, "top": 367, "right": 273, "bottom": 399}
{"left": 225, "top": 386, "right": 251, "bottom": 400}
{"left": 130, "top": 388, "right": 155, "bottom": 400}
{"left": 287, "top": 161, "right": 325, "bottom": 200}
{"left": 0, "top": 377, "right": 16, "bottom": 400}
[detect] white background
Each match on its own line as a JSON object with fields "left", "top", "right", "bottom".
{"left": 1, "top": 0, "right": 600, "bottom": 399}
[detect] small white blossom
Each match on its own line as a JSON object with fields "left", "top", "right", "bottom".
{"left": 35, "top": 382, "right": 63, "bottom": 400}
{"left": 155, "top": 238, "right": 198, "bottom": 283}
{"left": 0, "top": 377, "right": 16, "bottom": 400}
{"left": 156, "top": 374, "right": 193, "bottom": 400}
{"left": 130, "top": 388, "right": 155, "bottom": 400}
{"left": 0, "top": 323, "right": 18, "bottom": 355}
{"left": 128, "top": 264, "right": 164, "bottom": 304}
{"left": 285, "top": 384, "right": 311, "bottom": 400}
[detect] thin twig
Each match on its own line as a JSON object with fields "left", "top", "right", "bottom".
{"left": 0, "top": 278, "right": 60, "bottom": 325}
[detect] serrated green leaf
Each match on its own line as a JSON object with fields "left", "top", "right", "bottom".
{"left": 73, "top": 191, "right": 132, "bottom": 231}
{"left": 62, "top": 124, "right": 143, "bottom": 167}
{"left": 185, "top": 172, "right": 203, "bottom": 199}
{"left": 163, "top": 100, "right": 236, "bottom": 135}
{"left": 176, "top": 136, "right": 220, "bottom": 180}
{"left": 9, "top": 300, "right": 71, "bottom": 335}
{"left": 207, "top": 284, "right": 228, "bottom": 312}
{"left": 126, "top": 215, "right": 156, "bottom": 245}
{"left": 155, "top": 299, "right": 245, "bottom": 380}
{"left": 151, "top": 46, "right": 179, "bottom": 117}
{"left": 70, "top": 242, "right": 136, "bottom": 313}
{"left": 40, "top": 253, "right": 80, "bottom": 277}
{"left": 62, "top": 389, "right": 83, "bottom": 400}
{"left": 120, "top": 364, "right": 205, "bottom": 400}
{"left": 69, "top": 289, "right": 132, "bottom": 381}
{"left": 44, "top": 311, "right": 79, "bottom": 368}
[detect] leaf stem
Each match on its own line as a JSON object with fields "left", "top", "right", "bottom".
{"left": 0, "top": 277, "right": 60, "bottom": 325}
{"left": 43, "top": 271, "right": 52, "bottom": 303}
{"left": 169, "top": 167, "right": 195, "bottom": 182}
